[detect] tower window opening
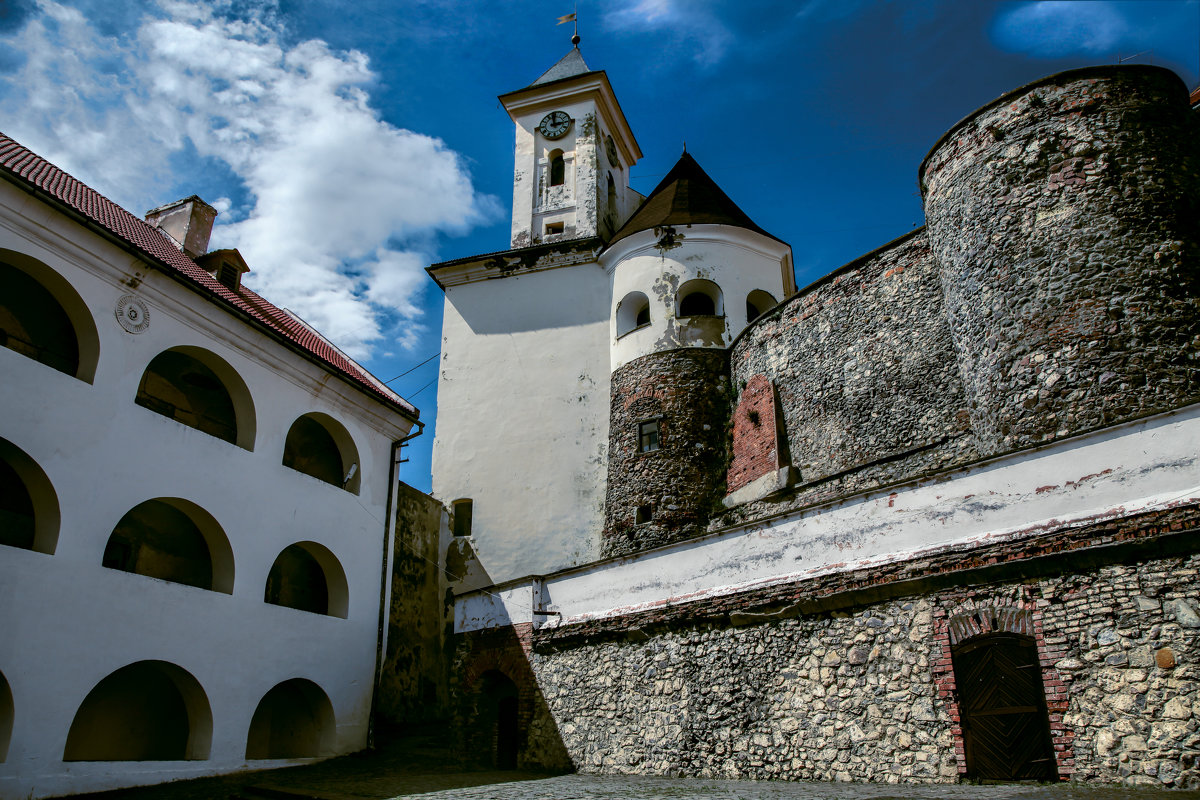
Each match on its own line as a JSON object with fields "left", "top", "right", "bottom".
{"left": 549, "top": 150, "right": 565, "bottom": 187}
{"left": 746, "top": 290, "right": 777, "bottom": 324}
{"left": 545, "top": 222, "right": 564, "bottom": 236}
{"left": 635, "top": 504, "right": 654, "bottom": 525}
{"left": 638, "top": 420, "right": 660, "bottom": 453}
{"left": 679, "top": 292, "right": 716, "bottom": 317}
{"left": 453, "top": 499, "right": 473, "bottom": 537}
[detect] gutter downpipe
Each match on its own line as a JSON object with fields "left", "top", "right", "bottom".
{"left": 369, "top": 419, "right": 425, "bottom": 750}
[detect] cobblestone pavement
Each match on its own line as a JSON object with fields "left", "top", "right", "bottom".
{"left": 60, "top": 730, "right": 1200, "bottom": 800}
{"left": 388, "top": 774, "right": 1200, "bottom": 800}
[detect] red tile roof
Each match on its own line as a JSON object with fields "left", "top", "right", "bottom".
{"left": 0, "top": 132, "right": 417, "bottom": 420}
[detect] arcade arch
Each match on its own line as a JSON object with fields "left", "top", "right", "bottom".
{"left": 102, "top": 498, "right": 234, "bottom": 593}
{"left": 0, "top": 251, "right": 99, "bottom": 382}
{"left": 264, "top": 541, "right": 349, "bottom": 618}
{"left": 245, "top": 678, "right": 335, "bottom": 759}
{"left": 0, "top": 436, "right": 60, "bottom": 554}
{"left": 135, "top": 346, "right": 256, "bottom": 449}
{"left": 282, "top": 413, "right": 361, "bottom": 493}
{"left": 63, "top": 661, "right": 212, "bottom": 761}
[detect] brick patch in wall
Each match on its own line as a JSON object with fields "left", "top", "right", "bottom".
{"left": 726, "top": 374, "right": 780, "bottom": 493}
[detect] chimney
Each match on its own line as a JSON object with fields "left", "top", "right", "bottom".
{"left": 145, "top": 196, "right": 217, "bottom": 259}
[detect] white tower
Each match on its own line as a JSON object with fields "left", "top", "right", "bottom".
{"left": 499, "top": 47, "right": 643, "bottom": 247}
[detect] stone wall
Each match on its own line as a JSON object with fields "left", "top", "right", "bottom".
{"left": 922, "top": 65, "right": 1200, "bottom": 452}
{"left": 603, "top": 348, "right": 730, "bottom": 557}
{"left": 723, "top": 230, "right": 975, "bottom": 526}
{"left": 376, "top": 482, "right": 451, "bottom": 726}
{"left": 719, "top": 65, "right": 1200, "bottom": 530}
{"left": 494, "top": 517, "right": 1200, "bottom": 787}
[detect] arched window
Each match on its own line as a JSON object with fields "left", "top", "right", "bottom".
{"left": 0, "top": 253, "right": 99, "bottom": 382}
{"left": 63, "top": 661, "right": 212, "bottom": 761}
{"left": 745, "top": 289, "right": 777, "bottom": 323}
{"left": 607, "top": 173, "right": 617, "bottom": 217}
{"left": 0, "top": 670, "right": 11, "bottom": 763}
{"left": 548, "top": 149, "right": 565, "bottom": 187}
{"left": 282, "top": 413, "right": 361, "bottom": 493}
{"left": 102, "top": 498, "right": 235, "bottom": 593}
{"left": 265, "top": 541, "right": 349, "bottom": 618}
{"left": 245, "top": 679, "right": 335, "bottom": 759}
{"left": 677, "top": 279, "right": 723, "bottom": 318}
{"left": 0, "top": 437, "right": 60, "bottom": 554}
{"left": 615, "top": 291, "right": 651, "bottom": 337}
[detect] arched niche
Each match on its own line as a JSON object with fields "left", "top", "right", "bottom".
{"left": 63, "top": 660, "right": 212, "bottom": 761}
{"left": 677, "top": 278, "right": 723, "bottom": 318}
{"left": 0, "top": 250, "right": 99, "bottom": 383}
{"left": 282, "top": 412, "right": 361, "bottom": 494}
{"left": 264, "top": 541, "right": 349, "bottom": 619}
{"left": 245, "top": 678, "right": 335, "bottom": 759}
{"left": 0, "top": 670, "right": 12, "bottom": 762}
{"left": 476, "top": 670, "right": 519, "bottom": 770}
{"left": 0, "top": 436, "right": 60, "bottom": 554}
{"left": 615, "top": 291, "right": 651, "bottom": 338}
{"left": 102, "top": 498, "right": 235, "bottom": 593}
{"left": 135, "top": 346, "right": 256, "bottom": 450}
{"left": 745, "top": 289, "right": 778, "bottom": 323}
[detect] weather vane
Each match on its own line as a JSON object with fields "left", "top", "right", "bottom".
{"left": 557, "top": 5, "right": 580, "bottom": 47}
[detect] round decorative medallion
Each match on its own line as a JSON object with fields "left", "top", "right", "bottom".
{"left": 115, "top": 294, "right": 150, "bottom": 334}
{"left": 606, "top": 134, "right": 619, "bottom": 167}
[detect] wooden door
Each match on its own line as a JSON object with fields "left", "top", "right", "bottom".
{"left": 952, "top": 633, "right": 1057, "bottom": 781}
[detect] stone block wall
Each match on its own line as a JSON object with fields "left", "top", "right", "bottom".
{"left": 603, "top": 348, "right": 730, "bottom": 557}
{"left": 922, "top": 65, "right": 1200, "bottom": 452}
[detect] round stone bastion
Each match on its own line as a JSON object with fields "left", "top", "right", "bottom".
{"left": 920, "top": 65, "right": 1200, "bottom": 452}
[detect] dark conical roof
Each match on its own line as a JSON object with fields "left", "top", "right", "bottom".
{"left": 608, "top": 152, "right": 781, "bottom": 246}
{"left": 531, "top": 47, "right": 592, "bottom": 86}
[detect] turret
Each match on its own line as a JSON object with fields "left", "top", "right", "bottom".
{"left": 598, "top": 153, "right": 795, "bottom": 557}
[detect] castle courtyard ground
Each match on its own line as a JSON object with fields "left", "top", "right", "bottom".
{"left": 60, "top": 729, "right": 1200, "bottom": 800}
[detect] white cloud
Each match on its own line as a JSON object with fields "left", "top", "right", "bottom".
{"left": 603, "top": 0, "right": 732, "bottom": 67}
{"left": 991, "top": 1, "right": 1128, "bottom": 58}
{"left": 0, "top": 0, "right": 493, "bottom": 358}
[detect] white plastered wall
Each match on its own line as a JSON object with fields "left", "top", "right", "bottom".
{"left": 0, "top": 181, "right": 414, "bottom": 799}
{"left": 431, "top": 262, "right": 611, "bottom": 589}
{"left": 604, "top": 226, "right": 793, "bottom": 370}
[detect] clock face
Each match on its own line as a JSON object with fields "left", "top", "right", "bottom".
{"left": 605, "top": 135, "right": 619, "bottom": 167}
{"left": 538, "top": 110, "right": 572, "bottom": 140}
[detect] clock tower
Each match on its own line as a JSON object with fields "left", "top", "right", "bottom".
{"left": 499, "top": 46, "right": 643, "bottom": 248}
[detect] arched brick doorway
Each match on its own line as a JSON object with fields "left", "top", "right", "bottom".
{"left": 952, "top": 632, "right": 1057, "bottom": 781}
{"left": 477, "top": 670, "right": 518, "bottom": 770}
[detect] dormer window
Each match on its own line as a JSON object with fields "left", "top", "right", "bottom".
{"left": 217, "top": 262, "right": 241, "bottom": 290}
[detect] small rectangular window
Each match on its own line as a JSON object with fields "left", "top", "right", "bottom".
{"left": 545, "top": 222, "right": 564, "bottom": 236}
{"left": 635, "top": 504, "right": 654, "bottom": 525}
{"left": 638, "top": 419, "right": 660, "bottom": 453}
{"left": 452, "top": 499, "right": 473, "bottom": 537}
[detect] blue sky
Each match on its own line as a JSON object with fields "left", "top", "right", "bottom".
{"left": 1, "top": 0, "right": 1196, "bottom": 492}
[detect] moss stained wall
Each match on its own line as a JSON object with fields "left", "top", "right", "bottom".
{"left": 376, "top": 481, "right": 450, "bottom": 725}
